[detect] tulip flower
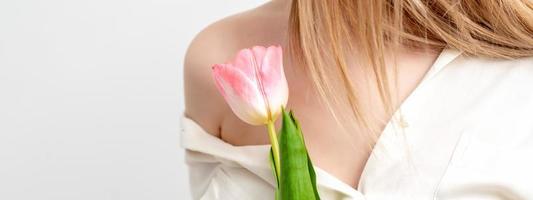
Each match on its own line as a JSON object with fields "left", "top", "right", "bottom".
{"left": 212, "top": 45, "right": 288, "bottom": 177}
{"left": 211, "top": 45, "right": 288, "bottom": 125}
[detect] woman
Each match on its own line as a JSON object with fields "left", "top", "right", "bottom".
{"left": 182, "top": 0, "right": 533, "bottom": 199}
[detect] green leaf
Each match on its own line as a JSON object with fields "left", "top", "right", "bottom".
{"left": 269, "top": 148, "right": 281, "bottom": 200}
{"left": 278, "top": 108, "right": 320, "bottom": 200}
{"left": 269, "top": 148, "right": 280, "bottom": 187}
{"left": 307, "top": 153, "right": 320, "bottom": 200}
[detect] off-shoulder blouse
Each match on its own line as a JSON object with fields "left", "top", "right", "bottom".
{"left": 180, "top": 48, "right": 533, "bottom": 200}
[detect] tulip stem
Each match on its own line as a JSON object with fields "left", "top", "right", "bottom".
{"left": 267, "top": 120, "right": 281, "bottom": 178}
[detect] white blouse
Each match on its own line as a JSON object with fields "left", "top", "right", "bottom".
{"left": 180, "top": 48, "right": 533, "bottom": 200}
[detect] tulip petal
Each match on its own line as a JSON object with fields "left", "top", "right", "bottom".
{"left": 251, "top": 46, "right": 267, "bottom": 66}
{"left": 259, "top": 45, "right": 288, "bottom": 119}
{"left": 212, "top": 64, "right": 269, "bottom": 125}
{"left": 232, "top": 49, "right": 256, "bottom": 80}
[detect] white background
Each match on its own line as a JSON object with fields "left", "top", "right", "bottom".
{"left": 0, "top": 0, "right": 266, "bottom": 199}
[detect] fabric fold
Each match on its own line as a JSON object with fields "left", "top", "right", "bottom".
{"left": 181, "top": 116, "right": 366, "bottom": 200}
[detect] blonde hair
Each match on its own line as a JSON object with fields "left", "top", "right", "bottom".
{"left": 288, "top": 0, "right": 533, "bottom": 146}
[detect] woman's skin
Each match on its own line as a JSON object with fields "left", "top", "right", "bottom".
{"left": 184, "top": 0, "right": 441, "bottom": 188}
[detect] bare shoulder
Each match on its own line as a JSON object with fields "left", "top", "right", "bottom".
{"left": 183, "top": 1, "right": 289, "bottom": 136}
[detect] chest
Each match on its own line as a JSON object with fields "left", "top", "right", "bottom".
{"left": 221, "top": 49, "right": 441, "bottom": 187}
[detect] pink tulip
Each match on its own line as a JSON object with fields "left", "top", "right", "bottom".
{"left": 212, "top": 45, "right": 288, "bottom": 125}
